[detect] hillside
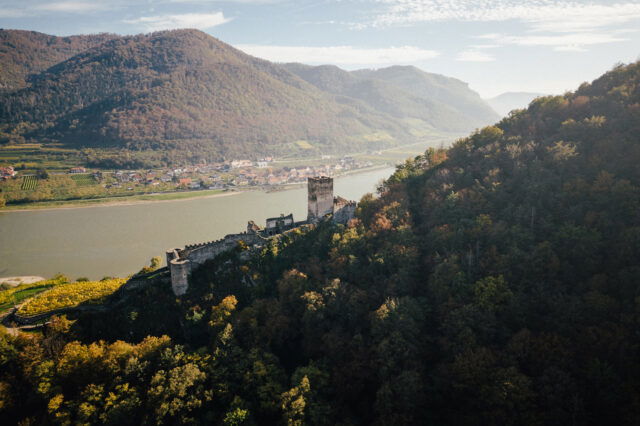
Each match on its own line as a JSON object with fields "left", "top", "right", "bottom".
{"left": 0, "top": 30, "right": 497, "bottom": 163}
{"left": 0, "top": 29, "right": 118, "bottom": 91}
{"left": 486, "top": 91, "right": 545, "bottom": 116}
{"left": 283, "top": 63, "right": 495, "bottom": 133}
{"left": 353, "top": 65, "right": 500, "bottom": 127}
{"left": 1, "top": 61, "right": 639, "bottom": 424}
{"left": 0, "top": 30, "right": 413, "bottom": 159}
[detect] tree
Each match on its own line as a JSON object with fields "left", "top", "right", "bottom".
{"left": 36, "top": 168, "right": 49, "bottom": 179}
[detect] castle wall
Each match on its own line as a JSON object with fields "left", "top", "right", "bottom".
{"left": 166, "top": 176, "right": 357, "bottom": 296}
{"left": 186, "top": 232, "right": 261, "bottom": 266}
{"left": 308, "top": 177, "right": 334, "bottom": 223}
{"left": 168, "top": 232, "right": 263, "bottom": 296}
{"left": 334, "top": 200, "right": 356, "bottom": 224}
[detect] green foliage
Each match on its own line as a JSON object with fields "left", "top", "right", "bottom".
{"left": 20, "top": 175, "right": 38, "bottom": 190}
{"left": 35, "top": 168, "right": 48, "bottom": 179}
{"left": 70, "top": 174, "right": 96, "bottom": 187}
{"left": 136, "top": 256, "right": 163, "bottom": 276}
{"left": 2, "top": 58, "right": 640, "bottom": 426}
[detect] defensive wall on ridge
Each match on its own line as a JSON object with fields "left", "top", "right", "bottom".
{"left": 166, "top": 229, "right": 265, "bottom": 296}
{"left": 167, "top": 176, "right": 357, "bottom": 296}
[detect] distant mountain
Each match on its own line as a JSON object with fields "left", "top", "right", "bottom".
{"left": 486, "top": 92, "right": 545, "bottom": 116}
{"left": 283, "top": 63, "right": 498, "bottom": 133}
{"left": 353, "top": 65, "right": 500, "bottom": 127}
{"left": 0, "top": 29, "right": 117, "bottom": 91}
{"left": 0, "top": 29, "right": 499, "bottom": 162}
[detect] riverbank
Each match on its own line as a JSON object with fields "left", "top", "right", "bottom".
{"left": 0, "top": 189, "right": 238, "bottom": 212}
{"left": 0, "top": 164, "right": 392, "bottom": 213}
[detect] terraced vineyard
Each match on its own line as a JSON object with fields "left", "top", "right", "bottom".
{"left": 16, "top": 278, "right": 126, "bottom": 316}
{"left": 70, "top": 173, "right": 96, "bottom": 186}
{"left": 0, "top": 276, "right": 67, "bottom": 312}
{"left": 20, "top": 175, "right": 38, "bottom": 190}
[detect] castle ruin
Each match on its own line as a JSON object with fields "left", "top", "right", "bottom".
{"left": 307, "top": 176, "right": 334, "bottom": 223}
{"left": 166, "top": 176, "right": 356, "bottom": 295}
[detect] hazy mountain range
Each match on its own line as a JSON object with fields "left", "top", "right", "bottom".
{"left": 486, "top": 92, "right": 545, "bottom": 117}
{"left": 0, "top": 29, "right": 500, "bottom": 159}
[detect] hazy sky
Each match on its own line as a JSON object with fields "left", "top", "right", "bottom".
{"left": 1, "top": 0, "right": 639, "bottom": 97}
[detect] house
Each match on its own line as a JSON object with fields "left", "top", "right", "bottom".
{"left": 0, "top": 166, "right": 16, "bottom": 179}
{"left": 178, "top": 178, "right": 192, "bottom": 188}
{"left": 69, "top": 167, "right": 86, "bottom": 174}
{"left": 231, "top": 160, "right": 252, "bottom": 168}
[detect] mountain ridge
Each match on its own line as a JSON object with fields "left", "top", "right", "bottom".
{"left": 486, "top": 91, "right": 545, "bottom": 116}
{"left": 0, "top": 29, "right": 498, "bottom": 161}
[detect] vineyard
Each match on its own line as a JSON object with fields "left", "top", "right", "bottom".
{"left": 16, "top": 278, "right": 126, "bottom": 316}
{"left": 20, "top": 175, "right": 39, "bottom": 190}
{"left": 70, "top": 173, "right": 96, "bottom": 186}
{"left": 0, "top": 276, "right": 67, "bottom": 312}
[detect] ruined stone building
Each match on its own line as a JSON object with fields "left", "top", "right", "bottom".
{"left": 167, "top": 176, "right": 356, "bottom": 296}
{"left": 307, "top": 176, "right": 335, "bottom": 223}
{"left": 264, "top": 213, "right": 295, "bottom": 236}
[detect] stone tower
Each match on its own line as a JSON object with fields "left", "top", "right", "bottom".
{"left": 307, "top": 176, "right": 334, "bottom": 223}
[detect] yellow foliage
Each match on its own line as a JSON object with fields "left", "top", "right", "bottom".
{"left": 17, "top": 278, "right": 126, "bottom": 316}
{"left": 0, "top": 277, "right": 66, "bottom": 306}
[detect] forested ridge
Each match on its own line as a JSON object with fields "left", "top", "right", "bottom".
{"left": 1, "top": 61, "right": 639, "bottom": 425}
{"left": 0, "top": 29, "right": 496, "bottom": 161}
{"left": 283, "top": 63, "right": 498, "bottom": 132}
{"left": 0, "top": 30, "right": 117, "bottom": 91}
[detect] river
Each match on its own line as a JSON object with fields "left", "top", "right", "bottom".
{"left": 0, "top": 167, "right": 394, "bottom": 280}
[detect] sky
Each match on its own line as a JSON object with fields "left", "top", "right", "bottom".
{"left": 1, "top": 0, "right": 639, "bottom": 97}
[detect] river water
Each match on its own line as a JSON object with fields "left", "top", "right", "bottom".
{"left": 0, "top": 167, "right": 394, "bottom": 280}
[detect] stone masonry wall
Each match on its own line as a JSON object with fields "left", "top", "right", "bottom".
{"left": 334, "top": 200, "right": 357, "bottom": 224}
{"left": 308, "top": 176, "right": 334, "bottom": 223}
{"left": 167, "top": 232, "right": 263, "bottom": 296}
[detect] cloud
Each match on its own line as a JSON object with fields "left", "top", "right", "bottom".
{"left": 235, "top": 44, "right": 439, "bottom": 65}
{"left": 0, "top": 9, "right": 27, "bottom": 18}
{"left": 554, "top": 45, "right": 588, "bottom": 52}
{"left": 477, "top": 31, "right": 628, "bottom": 51}
{"left": 34, "top": 1, "right": 113, "bottom": 13}
{"left": 366, "top": 0, "right": 640, "bottom": 31}
{"left": 124, "top": 12, "right": 231, "bottom": 31}
{"left": 167, "top": 0, "right": 281, "bottom": 3}
{"left": 456, "top": 50, "right": 495, "bottom": 62}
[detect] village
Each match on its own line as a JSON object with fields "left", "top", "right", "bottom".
{"left": 2, "top": 156, "right": 376, "bottom": 190}
{"left": 0, "top": 155, "right": 380, "bottom": 207}
{"left": 99, "top": 156, "right": 376, "bottom": 191}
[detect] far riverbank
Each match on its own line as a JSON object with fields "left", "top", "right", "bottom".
{"left": 1, "top": 165, "right": 392, "bottom": 213}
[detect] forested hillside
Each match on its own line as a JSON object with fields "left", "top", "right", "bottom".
{"left": 1, "top": 62, "right": 639, "bottom": 425}
{"left": 0, "top": 29, "right": 412, "bottom": 158}
{"left": 0, "top": 30, "right": 117, "bottom": 91}
{"left": 353, "top": 65, "right": 499, "bottom": 128}
{"left": 0, "top": 29, "right": 498, "bottom": 161}
{"left": 284, "top": 63, "right": 499, "bottom": 133}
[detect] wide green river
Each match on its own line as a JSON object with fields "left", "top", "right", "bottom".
{"left": 0, "top": 167, "right": 394, "bottom": 280}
